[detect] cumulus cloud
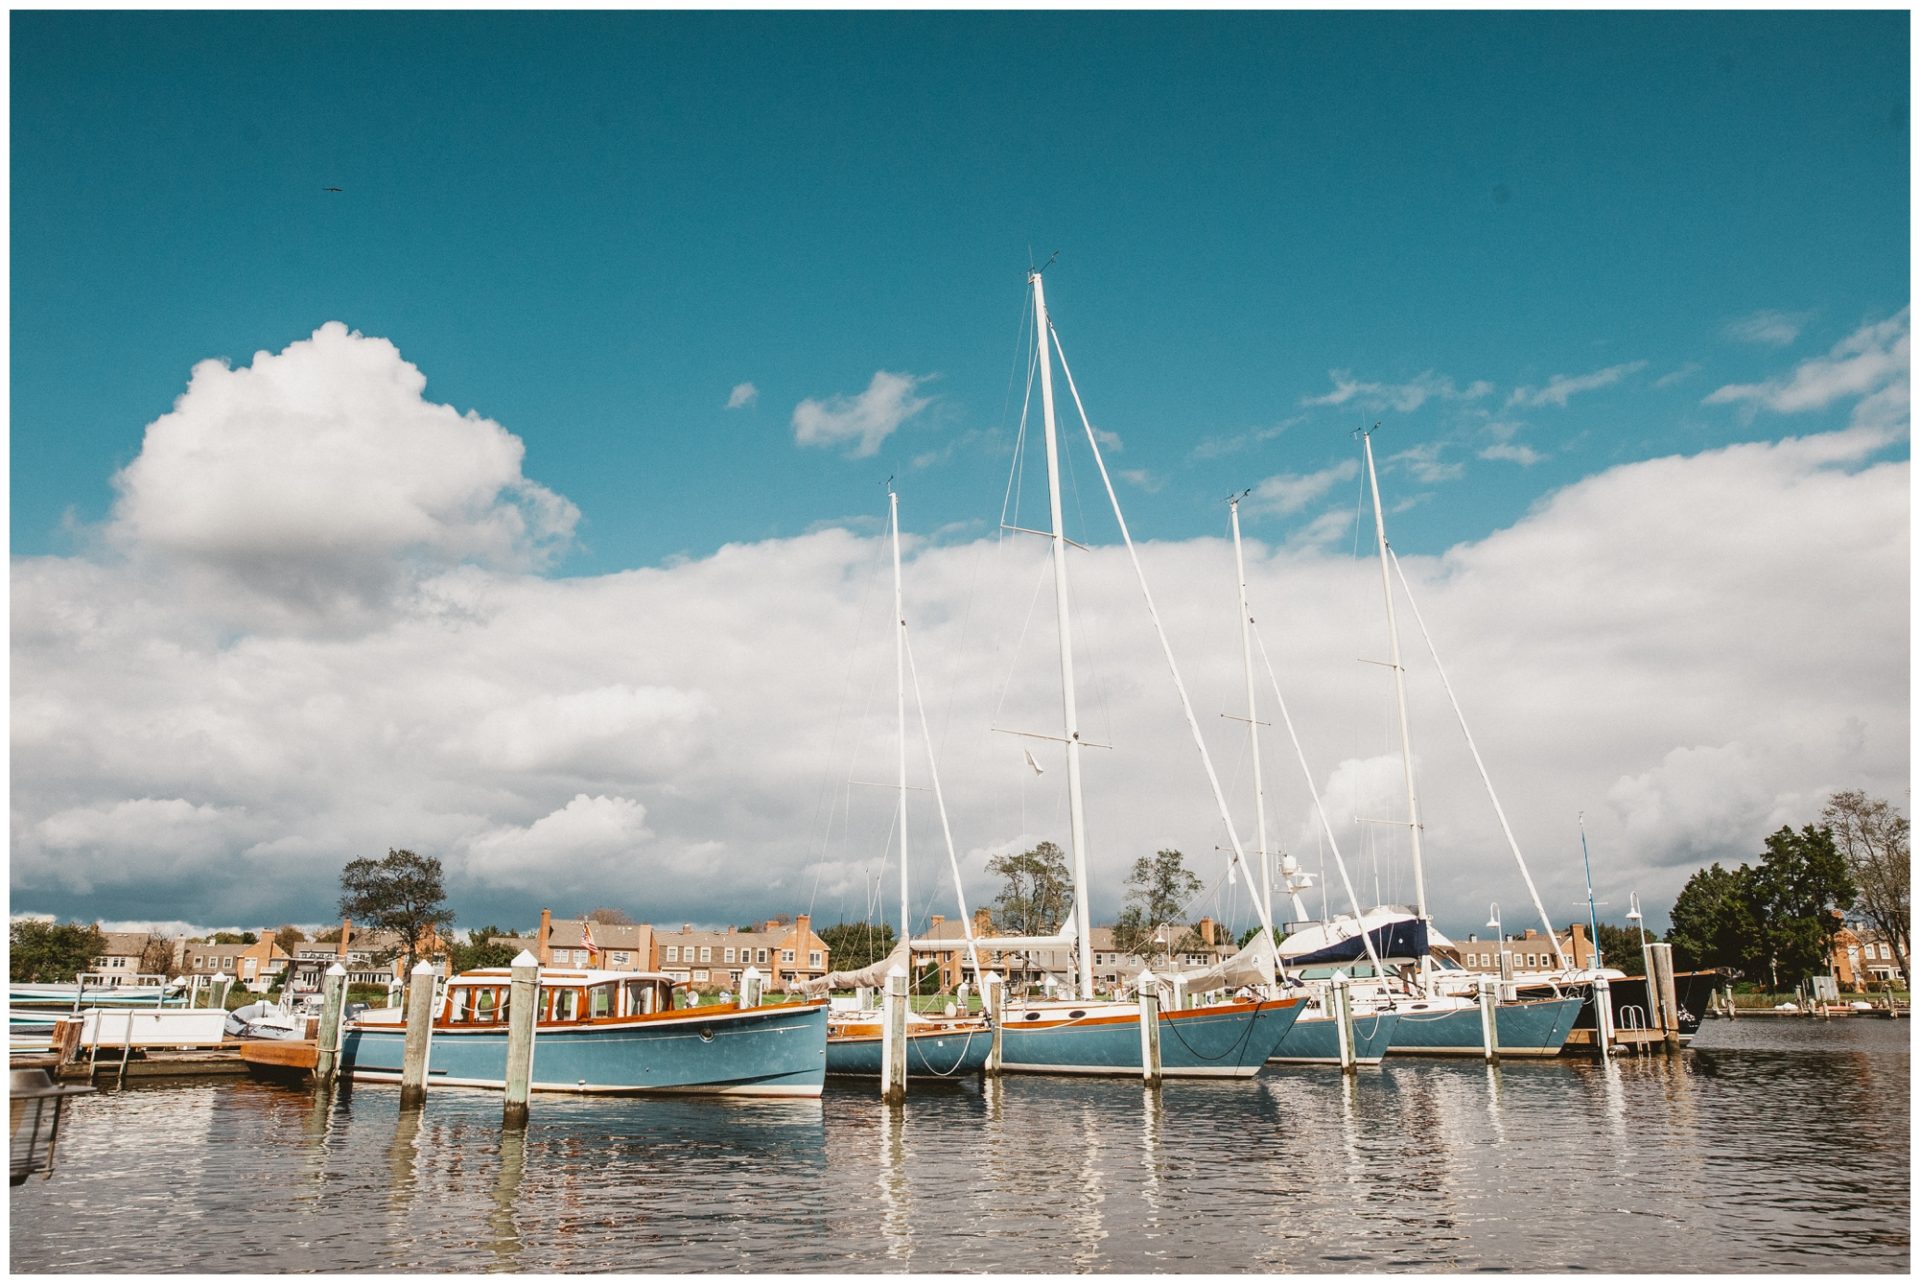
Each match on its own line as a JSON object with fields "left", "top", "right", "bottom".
{"left": 9, "top": 331, "right": 1908, "bottom": 943}
{"left": 1705, "top": 308, "right": 1909, "bottom": 429}
{"left": 1480, "top": 442, "right": 1546, "bottom": 466}
{"left": 1725, "top": 309, "right": 1815, "bottom": 347}
{"left": 1303, "top": 371, "right": 1494, "bottom": 414}
{"left": 1248, "top": 459, "right": 1359, "bottom": 516}
{"left": 792, "top": 371, "right": 934, "bottom": 457}
{"left": 726, "top": 382, "right": 758, "bottom": 410}
{"left": 107, "top": 324, "right": 578, "bottom": 621}
{"left": 1507, "top": 360, "right": 1648, "bottom": 409}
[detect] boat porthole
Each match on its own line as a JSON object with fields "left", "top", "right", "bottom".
{"left": 698, "top": 1027, "right": 715, "bottom": 1042}
{"left": 1023, "top": 1012, "right": 1041, "bottom": 1021}
{"left": 1068, "top": 1010, "right": 1086, "bottom": 1020}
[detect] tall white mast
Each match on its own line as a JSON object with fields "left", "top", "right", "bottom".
{"left": 1362, "top": 428, "right": 1429, "bottom": 959}
{"left": 889, "top": 487, "right": 910, "bottom": 945}
{"left": 1029, "top": 270, "right": 1097, "bottom": 1000}
{"left": 1229, "top": 496, "right": 1275, "bottom": 920}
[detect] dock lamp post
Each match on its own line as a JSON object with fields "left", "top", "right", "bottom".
{"left": 1626, "top": 893, "right": 1647, "bottom": 947}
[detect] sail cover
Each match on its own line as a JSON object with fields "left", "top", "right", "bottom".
{"left": 792, "top": 940, "right": 911, "bottom": 997}
{"left": 1162, "top": 929, "right": 1277, "bottom": 994}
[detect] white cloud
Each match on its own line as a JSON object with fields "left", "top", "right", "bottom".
{"left": 10, "top": 334, "right": 1907, "bottom": 944}
{"left": 1389, "top": 441, "right": 1465, "bottom": 485}
{"left": 1705, "top": 308, "right": 1909, "bottom": 426}
{"left": 1725, "top": 309, "right": 1815, "bottom": 348}
{"left": 1653, "top": 363, "right": 1703, "bottom": 390}
{"left": 1303, "top": 371, "right": 1493, "bottom": 414}
{"left": 1248, "top": 459, "right": 1359, "bottom": 516}
{"left": 107, "top": 323, "right": 578, "bottom": 622}
{"left": 1479, "top": 442, "right": 1545, "bottom": 466}
{"left": 1507, "top": 360, "right": 1648, "bottom": 409}
{"left": 726, "top": 382, "right": 758, "bottom": 410}
{"left": 792, "top": 371, "right": 934, "bottom": 458}
{"left": 1117, "top": 468, "right": 1163, "bottom": 493}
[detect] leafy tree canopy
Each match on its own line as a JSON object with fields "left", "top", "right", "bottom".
{"left": 449, "top": 925, "right": 520, "bottom": 973}
{"left": 1591, "top": 921, "right": 1654, "bottom": 976}
{"left": 987, "top": 841, "right": 1073, "bottom": 937}
{"left": 10, "top": 919, "right": 106, "bottom": 983}
{"left": 1112, "top": 849, "right": 1202, "bottom": 964}
{"left": 1824, "top": 790, "right": 1910, "bottom": 983}
{"left": 583, "top": 907, "right": 634, "bottom": 925}
{"left": 817, "top": 922, "right": 898, "bottom": 973}
{"left": 338, "top": 848, "right": 456, "bottom": 972}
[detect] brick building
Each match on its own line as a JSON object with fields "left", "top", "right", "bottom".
{"left": 656, "top": 916, "right": 827, "bottom": 993}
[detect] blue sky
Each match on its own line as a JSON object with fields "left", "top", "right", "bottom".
{"left": 14, "top": 11, "right": 1908, "bottom": 568}
{"left": 9, "top": 11, "right": 1910, "bottom": 941}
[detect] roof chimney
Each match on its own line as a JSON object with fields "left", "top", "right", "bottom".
{"left": 537, "top": 908, "right": 552, "bottom": 966}
{"left": 337, "top": 919, "right": 352, "bottom": 960}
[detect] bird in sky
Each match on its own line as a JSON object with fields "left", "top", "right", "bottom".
{"left": 322, "top": 186, "right": 343, "bottom": 193}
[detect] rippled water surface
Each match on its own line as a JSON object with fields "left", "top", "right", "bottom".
{"left": 10, "top": 1017, "right": 1908, "bottom": 1272}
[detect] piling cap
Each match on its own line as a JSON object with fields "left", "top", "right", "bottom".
{"left": 1137, "top": 968, "right": 1156, "bottom": 985}
{"left": 886, "top": 964, "right": 906, "bottom": 977}
{"left": 211, "top": 971, "right": 228, "bottom": 983}
{"left": 325, "top": 962, "right": 347, "bottom": 977}
{"left": 411, "top": 959, "right": 435, "bottom": 975}
{"left": 511, "top": 949, "right": 539, "bottom": 968}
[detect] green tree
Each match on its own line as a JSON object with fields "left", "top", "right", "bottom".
{"left": 987, "top": 841, "right": 1073, "bottom": 937}
{"left": 1823, "top": 790, "right": 1910, "bottom": 983}
{"left": 338, "top": 848, "right": 456, "bottom": 973}
{"left": 1592, "top": 921, "right": 1654, "bottom": 976}
{"left": 1748, "top": 824, "right": 1855, "bottom": 989}
{"left": 1111, "top": 849, "right": 1202, "bottom": 965}
{"left": 9, "top": 919, "right": 106, "bottom": 983}
{"left": 449, "top": 925, "right": 519, "bottom": 973}
{"left": 1667, "top": 862, "right": 1757, "bottom": 975}
{"left": 816, "top": 922, "right": 897, "bottom": 972}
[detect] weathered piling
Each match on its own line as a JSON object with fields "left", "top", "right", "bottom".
{"left": 399, "top": 959, "right": 436, "bottom": 1109}
{"left": 982, "top": 972, "right": 1004, "bottom": 1076}
{"left": 1476, "top": 974, "right": 1499, "bottom": 1063}
{"left": 1137, "top": 969, "right": 1162, "bottom": 1086}
{"left": 1592, "top": 973, "right": 1615, "bottom": 1060}
{"left": 1646, "top": 943, "right": 1680, "bottom": 1050}
{"left": 313, "top": 963, "right": 348, "bottom": 1086}
{"left": 741, "top": 965, "right": 764, "bottom": 1009}
{"left": 881, "top": 965, "right": 908, "bottom": 1105}
{"left": 502, "top": 950, "right": 538, "bottom": 1129}
{"left": 1331, "top": 972, "right": 1357, "bottom": 1073}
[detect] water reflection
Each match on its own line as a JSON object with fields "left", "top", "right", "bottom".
{"left": 488, "top": 1125, "right": 525, "bottom": 1273}
{"left": 9, "top": 1023, "right": 1907, "bottom": 1274}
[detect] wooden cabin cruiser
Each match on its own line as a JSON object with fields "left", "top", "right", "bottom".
{"left": 341, "top": 966, "right": 828, "bottom": 1097}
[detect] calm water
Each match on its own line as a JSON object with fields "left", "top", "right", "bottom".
{"left": 10, "top": 1018, "right": 1908, "bottom": 1273}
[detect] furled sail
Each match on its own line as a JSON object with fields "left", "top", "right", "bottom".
{"left": 1161, "top": 929, "right": 1277, "bottom": 994}
{"left": 792, "top": 940, "right": 912, "bottom": 997}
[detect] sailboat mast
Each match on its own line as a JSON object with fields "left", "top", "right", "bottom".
{"left": 1229, "top": 496, "right": 1274, "bottom": 921}
{"left": 1580, "top": 813, "right": 1603, "bottom": 971}
{"left": 890, "top": 487, "right": 910, "bottom": 946}
{"left": 1030, "top": 269, "right": 1096, "bottom": 1000}
{"left": 1362, "top": 429, "right": 1429, "bottom": 933}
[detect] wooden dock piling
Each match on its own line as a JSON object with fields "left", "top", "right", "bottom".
{"left": 881, "top": 965, "right": 908, "bottom": 1105}
{"left": 1592, "top": 972, "right": 1615, "bottom": 1060}
{"left": 1332, "top": 973, "right": 1357, "bottom": 1073}
{"left": 1477, "top": 974, "right": 1499, "bottom": 1063}
{"left": 982, "top": 972, "right": 1003, "bottom": 1077}
{"left": 399, "top": 960, "right": 436, "bottom": 1109}
{"left": 502, "top": 951, "right": 538, "bottom": 1129}
{"left": 1137, "top": 969, "right": 1163, "bottom": 1086}
{"left": 313, "top": 963, "right": 348, "bottom": 1086}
